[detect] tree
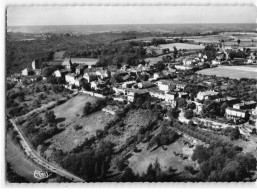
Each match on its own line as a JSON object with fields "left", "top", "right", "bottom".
{"left": 42, "top": 67, "right": 54, "bottom": 77}
{"left": 45, "top": 111, "right": 56, "bottom": 124}
{"left": 82, "top": 102, "right": 92, "bottom": 116}
{"left": 230, "top": 127, "right": 240, "bottom": 140}
{"left": 184, "top": 109, "right": 194, "bottom": 119}
{"left": 237, "top": 39, "right": 241, "bottom": 45}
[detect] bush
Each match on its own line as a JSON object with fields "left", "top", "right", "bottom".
{"left": 184, "top": 109, "right": 194, "bottom": 119}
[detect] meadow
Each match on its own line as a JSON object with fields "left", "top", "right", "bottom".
{"left": 197, "top": 65, "right": 257, "bottom": 79}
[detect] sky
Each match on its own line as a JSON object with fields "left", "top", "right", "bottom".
{"left": 7, "top": 5, "right": 257, "bottom": 26}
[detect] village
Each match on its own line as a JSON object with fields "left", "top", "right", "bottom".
{"left": 8, "top": 36, "right": 257, "bottom": 135}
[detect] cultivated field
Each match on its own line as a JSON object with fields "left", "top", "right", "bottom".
{"left": 197, "top": 65, "right": 257, "bottom": 79}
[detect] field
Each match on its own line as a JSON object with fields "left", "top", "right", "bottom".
{"left": 48, "top": 93, "right": 115, "bottom": 152}
{"left": 52, "top": 93, "right": 97, "bottom": 125}
{"left": 197, "top": 65, "right": 257, "bottom": 79}
{"left": 147, "top": 43, "right": 204, "bottom": 51}
{"left": 6, "top": 133, "right": 44, "bottom": 182}
{"left": 145, "top": 54, "right": 172, "bottom": 64}
{"left": 128, "top": 134, "right": 200, "bottom": 176}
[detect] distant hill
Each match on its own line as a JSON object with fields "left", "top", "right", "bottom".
{"left": 7, "top": 23, "right": 257, "bottom": 34}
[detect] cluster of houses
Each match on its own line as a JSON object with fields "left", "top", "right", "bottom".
{"left": 10, "top": 47, "right": 257, "bottom": 127}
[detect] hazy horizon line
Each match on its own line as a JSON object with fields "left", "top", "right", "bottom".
{"left": 7, "top": 22, "right": 257, "bottom": 27}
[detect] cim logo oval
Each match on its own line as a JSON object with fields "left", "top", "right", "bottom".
{"left": 34, "top": 170, "right": 49, "bottom": 179}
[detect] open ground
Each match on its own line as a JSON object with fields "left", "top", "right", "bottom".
{"left": 197, "top": 65, "right": 257, "bottom": 79}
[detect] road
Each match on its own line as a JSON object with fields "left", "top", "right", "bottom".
{"left": 9, "top": 118, "right": 85, "bottom": 183}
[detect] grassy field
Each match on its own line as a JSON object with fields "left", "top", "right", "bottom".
{"left": 48, "top": 93, "right": 115, "bottom": 152}
{"left": 197, "top": 65, "right": 257, "bottom": 79}
{"left": 52, "top": 93, "right": 97, "bottom": 126}
{"left": 145, "top": 54, "right": 172, "bottom": 64}
{"left": 147, "top": 43, "right": 204, "bottom": 51}
{"left": 128, "top": 135, "right": 199, "bottom": 176}
{"left": 49, "top": 111, "right": 115, "bottom": 152}
{"left": 6, "top": 133, "right": 44, "bottom": 182}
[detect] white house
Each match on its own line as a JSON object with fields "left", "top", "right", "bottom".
{"left": 211, "top": 59, "right": 221, "bottom": 65}
{"left": 196, "top": 90, "right": 219, "bottom": 101}
{"left": 96, "top": 70, "right": 111, "bottom": 79}
{"left": 74, "top": 77, "right": 85, "bottom": 87}
{"left": 122, "top": 81, "right": 136, "bottom": 88}
{"left": 175, "top": 65, "right": 194, "bottom": 70}
{"left": 165, "top": 92, "right": 176, "bottom": 103}
{"left": 21, "top": 68, "right": 28, "bottom": 76}
{"left": 157, "top": 80, "right": 170, "bottom": 92}
{"left": 225, "top": 107, "right": 248, "bottom": 119}
{"left": 65, "top": 73, "right": 76, "bottom": 85}
{"left": 83, "top": 72, "right": 97, "bottom": 83}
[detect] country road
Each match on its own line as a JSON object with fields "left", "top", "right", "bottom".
{"left": 9, "top": 118, "right": 85, "bottom": 183}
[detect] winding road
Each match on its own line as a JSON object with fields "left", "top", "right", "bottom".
{"left": 9, "top": 118, "right": 85, "bottom": 183}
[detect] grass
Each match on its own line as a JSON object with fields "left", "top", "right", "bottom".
{"left": 105, "top": 109, "right": 159, "bottom": 146}
{"left": 49, "top": 111, "right": 115, "bottom": 152}
{"left": 197, "top": 66, "right": 257, "bottom": 79}
{"left": 53, "top": 93, "right": 97, "bottom": 125}
{"left": 48, "top": 93, "right": 115, "bottom": 152}
{"left": 6, "top": 133, "right": 44, "bottom": 182}
{"left": 128, "top": 136, "right": 199, "bottom": 176}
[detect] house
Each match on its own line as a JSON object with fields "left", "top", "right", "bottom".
{"left": 34, "top": 69, "right": 42, "bottom": 76}
{"left": 211, "top": 59, "right": 221, "bottom": 65}
{"left": 175, "top": 65, "right": 194, "bottom": 70}
{"left": 91, "top": 81, "right": 100, "bottom": 90}
{"left": 176, "top": 83, "right": 187, "bottom": 91}
{"left": 21, "top": 68, "right": 28, "bottom": 76}
{"left": 148, "top": 87, "right": 166, "bottom": 100}
{"left": 122, "top": 81, "right": 136, "bottom": 88}
{"left": 233, "top": 101, "right": 257, "bottom": 110}
{"left": 113, "top": 87, "right": 126, "bottom": 95}
{"left": 96, "top": 69, "right": 111, "bottom": 79}
{"left": 182, "top": 57, "right": 195, "bottom": 66}
{"left": 196, "top": 90, "right": 219, "bottom": 101}
{"left": 178, "top": 92, "right": 188, "bottom": 99}
{"left": 165, "top": 92, "right": 177, "bottom": 103}
{"left": 53, "top": 69, "right": 68, "bottom": 78}
{"left": 65, "top": 73, "right": 76, "bottom": 85}
{"left": 74, "top": 77, "right": 85, "bottom": 87}
{"left": 225, "top": 107, "right": 249, "bottom": 119}
{"left": 138, "top": 81, "right": 154, "bottom": 89}
{"left": 153, "top": 72, "right": 166, "bottom": 80}
{"left": 194, "top": 101, "right": 203, "bottom": 114}
{"left": 83, "top": 72, "right": 98, "bottom": 83}
{"left": 127, "top": 89, "right": 149, "bottom": 102}
{"left": 32, "top": 59, "right": 40, "bottom": 70}
{"left": 156, "top": 80, "right": 170, "bottom": 92}
{"left": 75, "top": 64, "right": 88, "bottom": 75}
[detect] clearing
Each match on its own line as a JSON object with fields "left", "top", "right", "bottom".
{"left": 48, "top": 93, "right": 115, "bottom": 152}
{"left": 128, "top": 135, "right": 200, "bottom": 176}
{"left": 197, "top": 65, "right": 257, "bottom": 79}
{"left": 52, "top": 93, "right": 97, "bottom": 126}
{"left": 48, "top": 111, "right": 115, "bottom": 152}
